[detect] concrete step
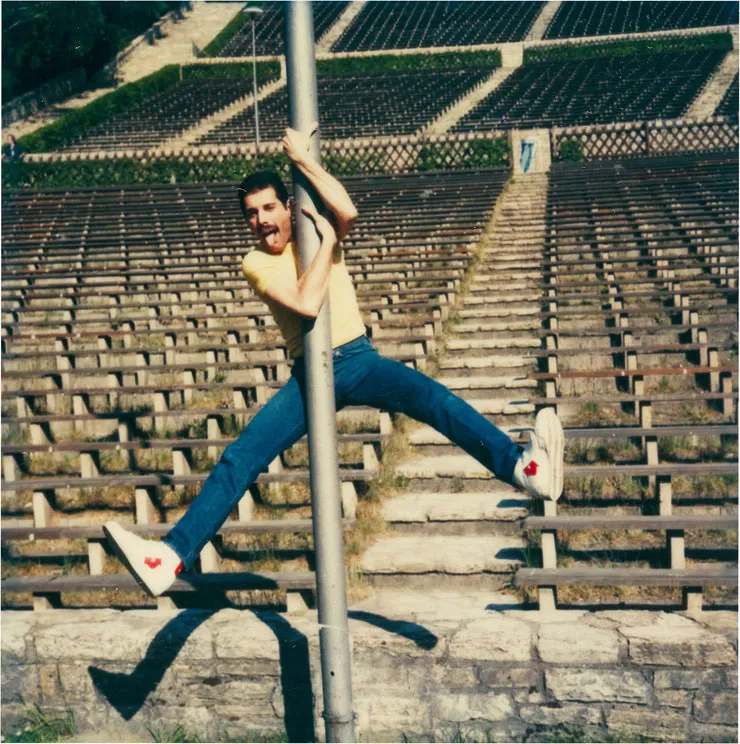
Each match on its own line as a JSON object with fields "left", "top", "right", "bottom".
{"left": 408, "top": 424, "right": 531, "bottom": 446}
{"left": 467, "top": 290, "right": 542, "bottom": 303}
{"left": 464, "top": 291, "right": 540, "bottom": 304}
{"left": 455, "top": 319, "right": 541, "bottom": 333}
{"left": 360, "top": 534, "right": 525, "bottom": 575}
{"left": 436, "top": 367, "right": 536, "bottom": 384}
{"left": 458, "top": 306, "right": 540, "bottom": 319}
{"left": 446, "top": 338, "right": 541, "bottom": 351}
{"left": 436, "top": 375, "right": 537, "bottom": 391}
{"left": 396, "top": 450, "right": 526, "bottom": 480}
{"left": 467, "top": 280, "right": 532, "bottom": 291}
{"left": 466, "top": 271, "right": 542, "bottom": 283}
{"left": 439, "top": 354, "right": 538, "bottom": 370}
{"left": 382, "top": 490, "right": 529, "bottom": 525}
{"left": 348, "top": 588, "right": 524, "bottom": 619}
{"left": 452, "top": 330, "right": 542, "bottom": 343}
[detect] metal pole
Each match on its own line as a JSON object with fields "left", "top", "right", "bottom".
{"left": 252, "top": 18, "right": 260, "bottom": 153}
{"left": 283, "top": 2, "right": 355, "bottom": 742}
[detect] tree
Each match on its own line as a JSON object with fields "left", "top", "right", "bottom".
{"left": 2, "top": 1, "right": 179, "bottom": 100}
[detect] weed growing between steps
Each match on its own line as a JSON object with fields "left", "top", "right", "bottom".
{"left": 343, "top": 176, "right": 520, "bottom": 598}
{"left": 344, "top": 414, "right": 413, "bottom": 600}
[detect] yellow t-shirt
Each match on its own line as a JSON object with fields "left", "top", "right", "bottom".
{"left": 241, "top": 241, "right": 366, "bottom": 358}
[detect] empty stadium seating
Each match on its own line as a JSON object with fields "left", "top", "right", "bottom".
{"left": 198, "top": 67, "right": 492, "bottom": 144}
{"left": 452, "top": 49, "right": 726, "bottom": 131}
{"left": 216, "top": 0, "right": 349, "bottom": 57}
{"left": 60, "top": 78, "right": 273, "bottom": 153}
{"left": 544, "top": 1, "right": 739, "bottom": 39}
{"left": 0, "top": 168, "right": 510, "bottom": 610}
{"left": 521, "top": 152, "right": 738, "bottom": 610}
{"left": 331, "top": 1, "right": 545, "bottom": 51}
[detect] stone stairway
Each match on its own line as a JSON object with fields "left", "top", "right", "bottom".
{"left": 424, "top": 66, "right": 521, "bottom": 136}
{"left": 359, "top": 173, "right": 551, "bottom": 600}
{"left": 315, "top": 1, "right": 367, "bottom": 54}
{"left": 685, "top": 49, "right": 740, "bottom": 120}
{"left": 525, "top": 0, "right": 563, "bottom": 42}
{"left": 164, "top": 75, "right": 287, "bottom": 150}
{"left": 115, "top": 2, "right": 242, "bottom": 84}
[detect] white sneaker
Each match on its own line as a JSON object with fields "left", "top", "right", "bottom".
{"left": 513, "top": 408, "right": 564, "bottom": 501}
{"left": 103, "top": 521, "right": 184, "bottom": 597}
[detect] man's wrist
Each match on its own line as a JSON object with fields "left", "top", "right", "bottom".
{"left": 294, "top": 152, "right": 318, "bottom": 171}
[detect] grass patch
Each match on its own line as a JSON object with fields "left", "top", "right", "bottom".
{"left": 524, "top": 723, "right": 656, "bottom": 743}
{"left": 317, "top": 49, "right": 501, "bottom": 77}
{"left": 2, "top": 701, "right": 75, "bottom": 743}
{"left": 525, "top": 32, "right": 732, "bottom": 64}
{"left": 149, "top": 722, "right": 200, "bottom": 743}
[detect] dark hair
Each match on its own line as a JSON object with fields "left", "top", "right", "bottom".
{"left": 237, "top": 171, "right": 289, "bottom": 221}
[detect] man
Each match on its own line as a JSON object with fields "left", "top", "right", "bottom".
{"left": 104, "top": 126, "right": 564, "bottom": 597}
{"left": 3, "top": 134, "right": 23, "bottom": 161}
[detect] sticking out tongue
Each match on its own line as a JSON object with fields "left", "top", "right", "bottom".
{"left": 262, "top": 227, "right": 280, "bottom": 248}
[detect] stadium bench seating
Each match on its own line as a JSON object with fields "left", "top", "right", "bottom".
{"left": 198, "top": 68, "right": 492, "bottom": 143}
{"left": 543, "top": 1, "right": 739, "bottom": 39}
{"left": 331, "top": 1, "right": 545, "bottom": 51}
{"left": 216, "top": 0, "right": 349, "bottom": 57}
{"left": 452, "top": 49, "right": 727, "bottom": 130}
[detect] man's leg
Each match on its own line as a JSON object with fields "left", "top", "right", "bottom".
{"left": 104, "top": 374, "right": 308, "bottom": 595}
{"left": 162, "top": 374, "right": 308, "bottom": 569}
{"left": 338, "top": 343, "right": 522, "bottom": 484}
{"left": 337, "top": 341, "right": 562, "bottom": 499}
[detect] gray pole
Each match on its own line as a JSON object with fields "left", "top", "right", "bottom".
{"left": 251, "top": 18, "right": 260, "bottom": 152}
{"left": 283, "top": 2, "right": 356, "bottom": 742}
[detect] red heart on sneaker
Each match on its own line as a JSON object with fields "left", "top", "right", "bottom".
{"left": 523, "top": 461, "right": 538, "bottom": 476}
{"left": 144, "top": 557, "right": 162, "bottom": 569}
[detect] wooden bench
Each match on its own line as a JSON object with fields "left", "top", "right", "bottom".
{"left": 1, "top": 571, "right": 319, "bottom": 612}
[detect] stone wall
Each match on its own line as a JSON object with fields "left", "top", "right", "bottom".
{"left": 2, "top": 69, "right": 87, "bottom": 128}
{"left": 1, "top": 608, "right": 737, "bottom": 742}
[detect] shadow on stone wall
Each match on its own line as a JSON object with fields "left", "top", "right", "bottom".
{"left": 87, "top": 608, "right": 218, "bottom": 720}
{"left": 258, "top": 612, "right": 315, "bottom": 743}
{"left": 349, "top": 610, "right": 439, "bottom": 650}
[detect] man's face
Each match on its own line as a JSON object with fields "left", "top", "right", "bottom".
{"left": 244, "top": 186, "right": 292, "bottom": 254}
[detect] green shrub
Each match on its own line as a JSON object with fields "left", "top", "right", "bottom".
{"left": 182, "top": 61, "right": 279, "bottom": 83}
{"left": 3, "top": 137, "right": 511, "bottom": 190}
{"left": 317, "top": 49, "right": 501, "bottom": 77}
{"left": 417, "top": 137, "right": 510, "bottom": 171}
{"left": 2, "top": 154, "right": 286, "bottom": 190}
{"left": 558, "top": 138, "right": 585, "bottom": 162}
{"left": 524, "top": 32, "right": 733, "bottom": 64}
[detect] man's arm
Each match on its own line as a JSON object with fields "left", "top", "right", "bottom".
{"left": 283, "top": 124, "right": 358, "bottom": 240}
{"left": 261, "top": 205, "right": 337, "bottom": 319}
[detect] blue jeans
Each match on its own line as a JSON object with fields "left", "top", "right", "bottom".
{"left": 163, "top": 336, "right": 523, "bottom": 568}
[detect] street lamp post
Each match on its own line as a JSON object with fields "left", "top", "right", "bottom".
{"left": 243, "top": 6, "right": 264, "bottom": 155}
